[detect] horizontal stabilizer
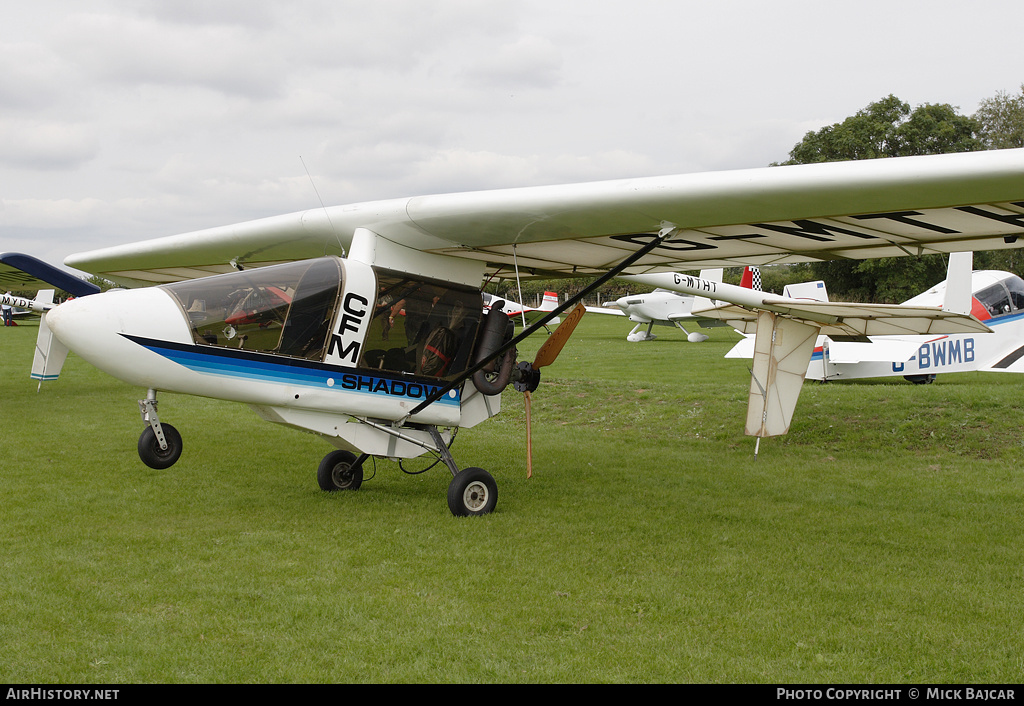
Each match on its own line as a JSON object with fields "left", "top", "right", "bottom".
{"left": 725, "top": 335, "right": 755, "bottom": 359}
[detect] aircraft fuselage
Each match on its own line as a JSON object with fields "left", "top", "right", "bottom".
{"left": 45, "top": 257, "right": 501, "bottom": 442}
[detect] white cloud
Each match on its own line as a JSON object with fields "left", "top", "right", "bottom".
{"left": 0, "top": 119, "right": 99, "bottom": 170}
{"left": 462, "top": 35, "right": 563, "bottom": 89}
{"left": 1, "top": 0, "right": 1024, "bottom": 267}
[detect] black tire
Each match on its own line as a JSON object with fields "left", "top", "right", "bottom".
{"left": 904, "top": 374, "right": 937, "bottom": 385}
{"left": 447, "top": 467, "right": 497, "bottom": 517}
{"left": 138, "top": 424, "right": 183, "bottom": 470}
{"left": 317, "top": 450, "right": 363, "bottom": 491}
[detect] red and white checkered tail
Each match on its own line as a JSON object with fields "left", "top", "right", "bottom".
{"left": 740, "top": 266, "right": 762, "bottom": 291}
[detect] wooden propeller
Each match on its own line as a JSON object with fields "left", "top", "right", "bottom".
{"left": 521, "top": 303, "right": 586, "bottom": 477}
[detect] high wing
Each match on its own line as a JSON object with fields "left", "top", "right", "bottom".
{"left": 64, "top": 149, "right": 1024, "bottom": 286}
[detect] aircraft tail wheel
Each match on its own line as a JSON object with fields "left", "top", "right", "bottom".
{"left": 447, "top": 467, "right": 498, "bottom": 517}
{"left": 317, "top": 450, "right": 364, "bottom": 491}
{"left": 138, "top": 423, "right": 183, "bottom": 469}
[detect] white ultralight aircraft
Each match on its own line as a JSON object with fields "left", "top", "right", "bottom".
{"left": 591, "top": 266, "right": 761, "bottom": 342}
{"left": 725, "top": 255, "right": 1024, "bottom": 384}
{"left": 1, "top": 253, "right": 101, "bottom": 384}
{"left": 14, "top": 149, "right": 1024, "bottom": 514}
{"left": 2, "top": 289, "right": 53, "bottom": 320}
{"left": 483, "top": 290, "right": 560, "bottom": 327}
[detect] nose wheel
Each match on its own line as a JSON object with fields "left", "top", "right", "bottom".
{"left": 138, "top": 423, "right": 183, "bottom": 469}
{"left": 137, "top": 390, "right": 183, "bottom": 469}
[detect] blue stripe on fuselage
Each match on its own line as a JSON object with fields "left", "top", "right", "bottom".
{"left": 122, "top": 335, "right": 461, "bottom": 406}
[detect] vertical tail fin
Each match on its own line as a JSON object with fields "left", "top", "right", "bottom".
{"left": 745, "top": 311, "right": 819, "bottom": 439}
{"left": 540, "top": 291, "right": 559, "bottom": 311}
{"left": 693, "top": 268, "right": 723, "bottom": 312}
{"left": 739, "top": 266, "right": 762, "bottom": 291}
{"left": 31, "top": 312, "right": 69, "bottom": 388}
{"left": 33, "top": 290, "right": 55, "bottom": 308}
{"left": 942, "top": 252, "right": 973, "bottom": 316}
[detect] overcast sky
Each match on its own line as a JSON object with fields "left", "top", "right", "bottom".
{"left": 3, "top": 0, "right": 1024, "bottom": 268}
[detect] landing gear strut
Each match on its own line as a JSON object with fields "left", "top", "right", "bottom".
{"left": 137, "top": 390, "right": 183, "bottom": 469}
{"left": 316, "top": 423, "right": 498, "bottom": 516}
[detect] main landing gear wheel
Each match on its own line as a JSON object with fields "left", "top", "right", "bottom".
{"left": 137, "top": 423, "right": 183, "bottom": 470}
{"left": 447, "top": 467, "right": 498, "bottom": 517}
{"left": 317, "top": 450, "right": 364, "bottom": 491}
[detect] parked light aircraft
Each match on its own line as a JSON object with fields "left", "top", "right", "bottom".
{"left": 13, "top": 149, "right": 1024, "bottom": 513}
{"left": 607, "top": 251, "right": 993, "bottom": 455}
{"left": 483, "top": 290, "right": 560, "bottom": 327}
{"left": 1, "top": 289, "right": 68, "bottom": 383}
{"left": 591, "top": 267, "right": 760, "bottom": 342}
{"left": 725, "top": 258, "right": 1024, "bottom": 384}
{"left": 2, "top": 290, "right": 54, "bottom": 321}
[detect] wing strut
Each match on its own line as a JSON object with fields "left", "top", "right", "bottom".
{"left": 405, "top": 226, "right": 680, "bottom": 419}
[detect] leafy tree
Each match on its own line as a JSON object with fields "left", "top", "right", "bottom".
{"left": 895, "top": 102, "right": 984, "bottom": 156}
{"left": 776, "top": 95, "right": 985, "bottom": 301}
{"left": 777, "top": 95, "right": 982, "bottom": 166}
{"left": 968, "top": 85, "right": 1024, "bottom": 275}
{"left": 779, "top": 95, "right": 911, "bottom": 164}
{"left": 974, "top": 85, "right": 1024, "bottom": 149}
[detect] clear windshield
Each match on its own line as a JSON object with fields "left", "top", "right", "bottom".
{"left": 360, "top": 270, "right": 483, "bottom": 378}
{"left": 162, "top": 258, "right": 343, "bottom": 360}
{"left": 976, "top": 281, "right": 1014, "bottom": 318}
{"left": 1003, "top": 274, "right": 1024, "bottom": 311}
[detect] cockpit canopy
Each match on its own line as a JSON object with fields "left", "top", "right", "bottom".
{"left": 974, "top": 273, "right": 1024, "bottom": 318}
{"left": 905, "top": 270, "right": 1024, "bottom": 320}
{"left": 162, "top": 258, "right": 484, "bottom": 379}
{"left": 163, "top": 258, "right": 343, "bottom": 360}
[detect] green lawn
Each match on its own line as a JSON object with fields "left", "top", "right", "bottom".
{"left": 1, "top": 315, "right": 1022, "bottom": 683}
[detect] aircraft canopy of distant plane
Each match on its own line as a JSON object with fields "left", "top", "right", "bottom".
{"left": 10, "top": 148, "right": 1024, "bottom": 513}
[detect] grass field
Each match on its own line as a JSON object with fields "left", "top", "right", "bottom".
{"left": 1, "top": 315, "right": 1022, "bottom": 683}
